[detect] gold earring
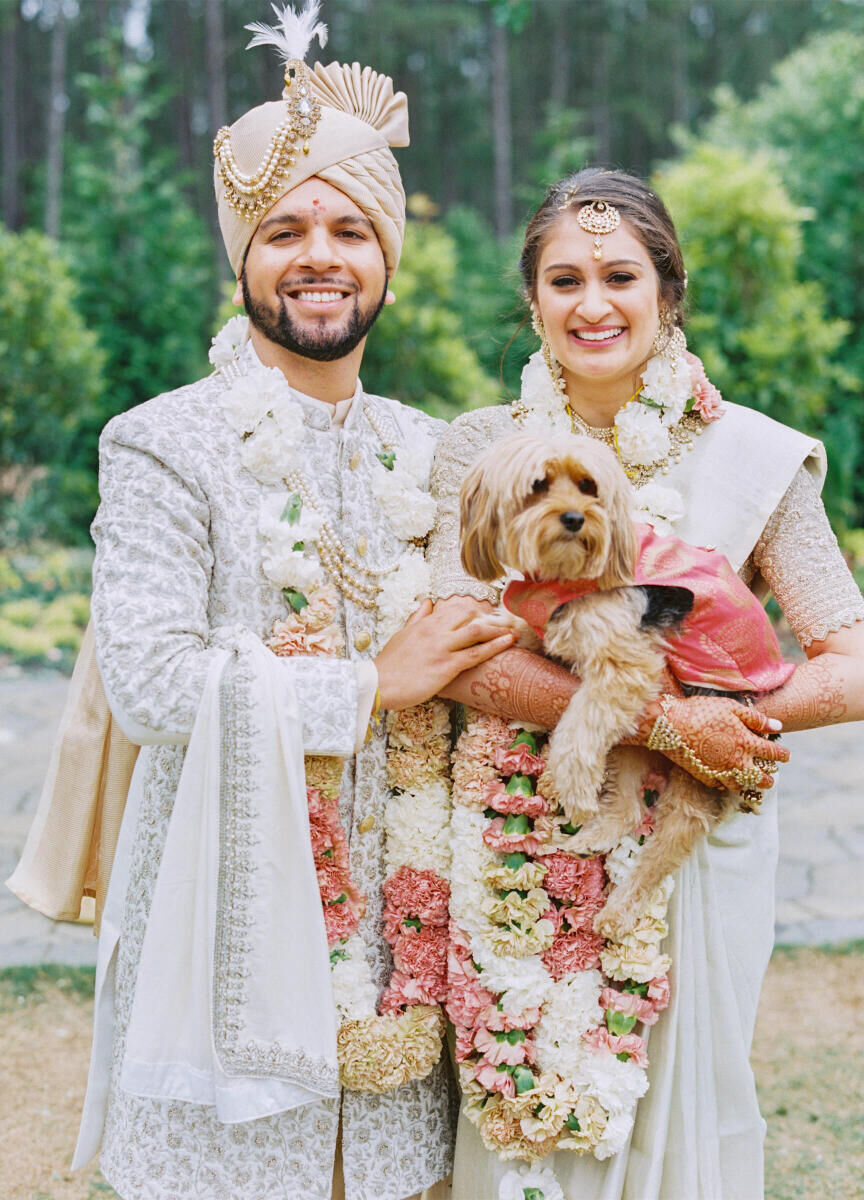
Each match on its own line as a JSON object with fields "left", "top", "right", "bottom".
{"left": 531, "top": 306, "right": 567, "bottom": 400}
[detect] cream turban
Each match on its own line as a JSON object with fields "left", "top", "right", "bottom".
{"left": 214, "top": 61, "right": 409, "bottom": 277}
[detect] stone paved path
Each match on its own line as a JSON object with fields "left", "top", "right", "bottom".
{"left": 1, "top": 672, "right": 862, "bottom": 967}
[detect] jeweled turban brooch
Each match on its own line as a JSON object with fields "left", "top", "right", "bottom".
{"left": 213, "top": 2, "right": 327, "bottom": 223}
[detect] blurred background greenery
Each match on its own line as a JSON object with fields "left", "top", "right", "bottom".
{"left": 2, "top": 0, "right": 864, "bottom": 667}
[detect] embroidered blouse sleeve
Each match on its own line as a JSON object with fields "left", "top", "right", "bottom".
{"left": 428, "top": 410, "right": 507, "bottom": 603}
{"left": 752, "top": 465, "right": 864, "bottom": 647}
{"left": 91, "top": 421, "right": 357, "bottom": 755}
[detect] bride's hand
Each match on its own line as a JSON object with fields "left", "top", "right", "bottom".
{"left": 639, "top": 693, "right": 790, "bottom": 790}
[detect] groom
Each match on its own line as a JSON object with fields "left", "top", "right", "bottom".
{"left": 70, "top": 23, "right": 512, "bottom": 1200}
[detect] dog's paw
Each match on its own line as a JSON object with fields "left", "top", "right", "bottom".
{"left": 566, "top": 822, "right": 620, "bottom": 856}
{"left": 593, "top": 892, "right": 639, "bottom": 942}
{"left": 543, "top": 752, "right": 603, "bottom": 823}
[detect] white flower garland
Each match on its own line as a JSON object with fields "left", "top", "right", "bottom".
{"left": 213, "top": 317, "right": 449, "bottom": 1090}
{"left": 517, "top": 339, "right": 724, "bottom": 534}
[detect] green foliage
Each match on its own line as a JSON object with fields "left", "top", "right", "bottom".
{"left": 0, "top": 227, "right": 105, "bottom": 543}
{"left": 0, "top": 545, "right": 92, "bottom": 670}
{"left": 351, "top": 216, "right": 501, "bottom": 419}
{"left": 701, "top": 32, "right": 864, "bottom": 523}
{"left": 654, "top": 143, "right": 853, "bottom": 522}
{"left": 442, "top": 206, "right": 534, "bottom": 400}
{"left": 61, "top": 44, "right": 212, "bottom": 477}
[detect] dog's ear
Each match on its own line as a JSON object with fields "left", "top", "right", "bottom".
{"left": 460, "top": 458, "right": 504, "bottom": 581}
{"left": 596, "top": 454, "right": 638, "bottom": 589}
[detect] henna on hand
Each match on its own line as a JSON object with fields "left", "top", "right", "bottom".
{"left": 756, "top": 655, "right": 847, "bottom": 731}
{"left": 650, "top": 695, "right": 789, "bottom": 790}
{"left": 439, "top": 647, "right": 578, "bottom": 728}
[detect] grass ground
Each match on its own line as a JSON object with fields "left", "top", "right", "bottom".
{"left": 1, "top": 949, "right": 862, "bottom": 1200}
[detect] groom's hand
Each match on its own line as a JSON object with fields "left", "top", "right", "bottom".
{"left": 374, "top": 596, "right": 516, "bottom": 711}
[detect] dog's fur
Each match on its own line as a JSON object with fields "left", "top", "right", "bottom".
{"left": 460, "top": 431, "right": 743, "bottom": 940}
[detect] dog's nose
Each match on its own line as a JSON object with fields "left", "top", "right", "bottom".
{"left": 560, "top": 510, "right": 585, "bottom": 532}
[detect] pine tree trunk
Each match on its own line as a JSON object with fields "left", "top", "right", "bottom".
{"left": 591, "top": 26, "right": 611, "bottom": 165}
{"left": 44, "top": 5, "right": 68, "bottom": 240}
{"left": 205, "top": 0, "right": 229, "bottom": 281}
{"left": 490, "top": 17, "right": 513, "bottom": 239}
{"left": 1, "top": 3, "right": 19, "bottom": 230}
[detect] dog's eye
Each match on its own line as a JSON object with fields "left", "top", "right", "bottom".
{"left": 578, "top": 477, "right": 598, "bottom": 496}
{"left": 531, "top": 478, "right": 549, "bottom": 494}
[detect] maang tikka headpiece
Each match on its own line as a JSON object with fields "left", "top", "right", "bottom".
{"left": 569, "top": 199, "right": 621, "bottom": 261}
{"left": 213, "top": 1, "right": 328, "bottom": 222}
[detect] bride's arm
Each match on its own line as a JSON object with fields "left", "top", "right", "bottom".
{"left": 746, "top": 467, "right": 864, "bottom": 730}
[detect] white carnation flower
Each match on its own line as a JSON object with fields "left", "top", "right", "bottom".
{"left": 376, "top": 468, "right": 437, "bottom": 540}
{"left": 594, "top": 1107, "right": 638, "bottom": 1159}
{"left": 633, "top": 482, "right": 685, "bottom": 535}
{"left": 331, "top": 935, "right": 377, "bottom": 1020}
{"left": 519, "top": 352, "right": 569, "bottom": 432}
{"left": 385, "top": 783, "right": 451, "bottom": 876}
{"left": 469, "top": 938, "right": 551, "bottom": 1014}
{"left": 615, "top": 403, "right": 671, "bottom": 466}
{"left": 396, "top": 431, "right": 436, "bottom": 487}
{"left": 499, "top": 1165, "right": 564, "bottom": 1200}
{"left": 534, "top": 971, "right": 605, "bottom": 1075}
{"left": 576, "top": 1049, "right": 648, "bottom": 1115}
{"left": 239, "top": 415, "right": 304, "bottom": 485}
{"left": 377, "top": 552, "right": 431, "bottom": 641}
{"left": 603, "top": 835, "right": 644, "bottom": 886}
{"left": 208, "top": 314, "right": 249, "bottom": 367}
{"left": 261, "top": 545, "right": 324, "bottom": 593}
{"left": 258, "top": 493, "right": 324, "bottom": 552}
{"left": 221, "top": 375, "right": 273, "bottom": 437}
{"left": 641, "top": 350, "right": 692, "bottom": 412}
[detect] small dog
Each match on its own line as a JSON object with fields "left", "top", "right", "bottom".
{"left": 459, "top": 431, "right": 788, "bottom": 939}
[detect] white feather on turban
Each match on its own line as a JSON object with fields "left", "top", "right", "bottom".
{"left": 215, "top": 61, "right": 409, "bottom": 277}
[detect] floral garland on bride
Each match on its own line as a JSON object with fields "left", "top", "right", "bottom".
{"left": 210, "top": 316, "right": 450, "bottom": 1092}
{"left": 516, "top": 332, "right": 725, "bottom": 535}
{"left": 448, "top": 713, "right": 671, "bottom": 1171}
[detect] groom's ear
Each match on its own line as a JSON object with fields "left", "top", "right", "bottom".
{"left": 232, "top": 278, "right": 243, "bottom": 306}
{"left": 384, "top": 288, "right": 396, "bottom": 306}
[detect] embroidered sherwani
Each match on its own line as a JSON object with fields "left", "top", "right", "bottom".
{"left": 428, "top": 400, "right": 864, "bottom": 1200}
{"left": 77, "top": 346, "right": 457, "bottom": 1200}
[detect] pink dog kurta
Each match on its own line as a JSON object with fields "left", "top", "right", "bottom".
{"left": 503, "top": 524, "right": 795, "bottom": 694}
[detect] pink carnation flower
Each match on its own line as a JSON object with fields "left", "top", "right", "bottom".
{"left": 641, "top": 769, "right": 668, "bottom": 797}
{"left": 449, "top": 920, "right": 473, "bottom": 954}
{"left": 541, "top": 931, "right": 604, "bottom": 980}
{"left": 473, "top": 1027, "right": 536, "bottom": 1066}
{"left": 379, "top": 970, "right": 442, "bottom": 1013}
{"left": 633, "top": 807, "right": 656, "bottom": 839}
{"left": 482, "top": 817, "right": 542, "bottom": 856}
{"left": 600, "top": 987, "right": 659, "bottom": 1026}
{"left": 493, "top": 743, "right": 547, "bottom": 777}
{"left": 392, "top": 927, "right": 448, "bottom": 989}
{"left": 383, "top": 866, "right": 450, "bottom": 924}
{"left": 480, "top": 780, "right": 549, "bottom": 819}
{"left": 547, "top": 893, "right": 605, "bottom": 936}
{"left": 479, "top": 1004, "right": 542, "bottom": 1033}
{"left": 323, "top": 900, "right": 361, "bottom": 945}
{"left": 454, "top": 1023, "right": 477, "bottom": 1061}
{"left": 542, "top": 852, "right": 606, "bottom": 902}
{"left": 584, "top": 1027, "right": 649, "bottom": 1067}
{"left": 648, "top": 976, "right": 671, "bottom": 1011}
{"left": 473, "top": 1061, "right": 517, "bottom": 1097}
{"left": 685, "top": 352, "right": 725, "bottom": 422}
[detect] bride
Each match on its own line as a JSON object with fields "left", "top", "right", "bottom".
{"left": 427, "top": 168, "right": 864, "bottom": 1199}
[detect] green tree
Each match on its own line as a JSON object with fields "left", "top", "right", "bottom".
{"left": 346, "top": 215, "right": 501, "bottom": 419}
{"left": 62, "top": 43, "right": 213, "bottom": 453}
{"left": 701, "top": 31, "right": 864, "bottom": 522}
{"left": 655, "top": 142, "right": 853, "bottom": 521}
{"left": 0, "top": 226, "right": 105, "bottom": 544}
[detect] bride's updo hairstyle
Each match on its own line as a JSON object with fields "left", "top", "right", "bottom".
{"left": 519, "top": 168, "right": 687, "bottom": 327}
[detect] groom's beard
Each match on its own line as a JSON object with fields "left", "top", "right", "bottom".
{"left": 242, "top": 271, "right": 388, "bottom": 362}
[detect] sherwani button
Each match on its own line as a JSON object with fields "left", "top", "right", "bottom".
{"left": 354, "top": 631, "right": 372, "bottom": 651}
{"left": 358, "top": 815, "right": 375, "bottom": 833}
{"left": 356, "top": 536, "right": 367, "bottom": 556}
{"left": 349, "top": 450, "right": 362, "bottom": 470}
